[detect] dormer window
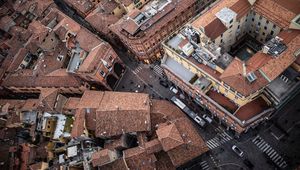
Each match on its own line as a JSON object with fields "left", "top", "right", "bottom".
{"left": 99, "top": 70, "right": 106, "bottom": 77}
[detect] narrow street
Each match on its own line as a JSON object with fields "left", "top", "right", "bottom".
{"left": 53, "top": 2, "right": 300, "bottom": 170}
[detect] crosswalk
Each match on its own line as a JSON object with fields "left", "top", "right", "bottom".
{"left": 252, "top": 135, "right": 287, "bottom": 169}
{"left": 206, "top": 128, "right": 233, "bottom": 150}
{"left": 199, "top": 161, "right": 209, "bottom": 170}
{"left": 153, "top": 65, "right": 165, "bottom": 77}
{"left": 132, "top": 66, "right": 142, "bottom": 74}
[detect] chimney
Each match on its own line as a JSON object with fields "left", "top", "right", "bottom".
{"left": 242, "top": 62, "right": 247, "bottom": 77}
{"left": 247, "top": 0, "right": 256, "bottom": 6}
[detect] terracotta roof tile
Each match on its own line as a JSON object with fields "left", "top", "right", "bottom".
{"left": 91, "top": 149, "right": 117, "bottom": 167}
{"left": 145, "top": 139, "right": 163, "bottom": 154}
{"left": 71, "top": 109, "right": 86, "bottom": 137}
{"left": 204, "top": 18, "right": 227, "bottom": 40}
{"left": 38, "top": 88, "right": 58, "bottom": 111}
{"left": 156, "top": 123, "right": 184, "bottom": 151}
{"left": 20, "top": 99, "right": 39, "bottom": 112}
{"left": 7, "top": 48, "right": 28, "bottom": 72}
{"left": 96, "top": 92, "right": 151, "bottom": 137}
{"left": 192, "top": 0, "right": 246, "bottom": 29}
{"left": 63, "top": 0, "right": 94, "bottom": 16}
{"left": 166, "top": 118, "right": 209, "bottom": 167}
{"left": 85, "top": 6, "right": 119, "bottom": 35}
{"left": 104, "top": 135, "right": 129, "bottom": 150}
{"left": 78, "top": 42, "right": 109, "bottom": 72}
{"left": 63, "top": 97, "right": 81, "bottom": 111}
{"left": 253, "top": 0, "right": 297, "bottom": 28}
{"left": 119, "top": 0, "right": 133, "bottom": 6}
{"left": 260, "top": 30, "right": 300, "bottom": 81}
{"left": 220, "top": 58, "right": 269, "bottom": 96}
{"left": 100, "top": 158, "right": 128, "bottom": 170}
{"left": 85, "top": 108, "right": 97, "bottom": 131}
{"left": 53, "top": 17, "right": 81, "bottom": 41}
{"left": 78, "top": 90, "right": 105, "bottom": 108}
{"left": 123, "top": 147, "right": 157, "bottom": 170}
{"left": 76, "top": 29, "right": 103, "bottom": 52}
{"left": 235, "top": 97, "right": 269, "bottom": 121}
{"left": 230, "top": 0, "right": 251, "bottom": 20}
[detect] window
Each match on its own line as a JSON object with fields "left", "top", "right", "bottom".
{"left": 229, "top": 25, "right": 233, "bottom": 29}
{"left": 273, "top": 24, "right": 276, "bottom": 29}
{"left": 99, "top": 70, "right": 105, "bottom": 77}
{"left": 258, "top": 22, "right": 261, "bottom": 26}
{"left": 237, "top": 25, "right": 240, "bottom": 29}
{"left": 108, "top": 55, "right": 113, "bottom": 61}
{"left": 237, "top": 93, "right": 243, "bottom": 98}
{"left": 259, "top": 16, "right": 263, "bottom": 20}
{"left": 264, "top": 26, "right": 267, "bottom": 30}
{"left": 266, "top": 20, "right": 269, "bottom": 24}
{"left": 221, "top": 33, "right": 223, "bottom": 37}
{"left": 230, "top": 19, "right": 233, "bottom": 24}
{"left": 270, "top": 30, "right": 274, "bottom": 35}
{"left": 252, "top": 18, "right": 254, "bottom": 22}
{"left": 220, "top": 39, "right": 223, "bottom": 43}
{"left": 262, "top": 32, "right": 265, "bottom": 36}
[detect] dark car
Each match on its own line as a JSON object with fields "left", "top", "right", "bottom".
{"left": 159, "top": 80, "right": 169, "bottom": 88}
{"left": 243, "top": 159, "right": 254, "bottom": 169}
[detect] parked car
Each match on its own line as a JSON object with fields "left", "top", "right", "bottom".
{"left": 169, "top": 86, "right": 178, "bottom": 94}
{"left": 194, "top": 116, "right": 206, "bottom": 127}
{"left": 232, "top": 145, "right": 244, "bottom": 157}
{"left": 243, "top": 159, "right": 254, "bottom": 169}
{"left": 202, "top": 114, "right": 213, "bottom": 123}
{"left": 159, "top": 80, "right": 169, "bottom": 88}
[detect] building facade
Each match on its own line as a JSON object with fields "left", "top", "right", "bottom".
{"left": 0, "top": 3, "right": 125, "bottom": 94}
{"left": 161, "top": 0, "right": 300, "bottom": 134}
{"left": 109, "top": 0, "right": 217, "bottom": 63}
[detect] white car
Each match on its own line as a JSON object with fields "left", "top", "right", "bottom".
{"left": 170, "top": 86, "right": 178, "bottom": 94}
{"left": 232, "top": 145, "right": 244, "bottom": 157}
{"left": 202, "top": 114, "right": 212, "bottom": 123}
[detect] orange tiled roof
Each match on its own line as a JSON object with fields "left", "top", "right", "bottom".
{"left": 71, "top": 109, "right": 86, "bottom": 137}
{"left": 63, "top": 0, "right": 94, "bottom": 16}
{"left": 253, "top": 0, "right": 298, "bottom": 29}
{"left": 85, "top": 6, "right": 120, "bottom": 35}
{"left": 165, "top": 118, "right": 209, "bottom": 167}
{"left": 204, "top": 18, "right": 227, "bottom": 40}
{"left": 260, "top": 30, "right": 300, "bottom": 81}
{"left": 156, "top": 123, "right": 184, "bottom": 152}
{"left": 220, "top": 58, "right": 269, "bottom": 96}
{"left": 96, "top": 92, "right": 151, "bottom": 137}
{"left": 78, "top": 42, "right": 109, "bottom": 72}
{"left": 235, "top": 97, "right": 269, "bottom": 121}
{"left": 192, "top": 0, "right": 248, "bottom": 29}
{"left": 91, "top": 149, "right": 114, "bottom": 167}
{"left": 123, "top": 147, "right": 157, "bottom": 170}
{"left": 78, "top": 90, "right": 105, "bottom": 108}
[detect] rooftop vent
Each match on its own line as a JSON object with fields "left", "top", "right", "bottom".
{"left": 263, "top": 36, "right": 287, "bottom": 57}
{"left": 246, "top": 72, "right": 257, "bottom": 83}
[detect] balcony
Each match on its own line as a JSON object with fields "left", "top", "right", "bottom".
{"left": 234, "top": 97, "right": 270, "bottom": 122}
{"left": 206, "top": 89, "right": 238, "bottom": 113}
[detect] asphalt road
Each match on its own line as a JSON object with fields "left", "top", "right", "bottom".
{"left": 52, "top": 3, "right": 300, "bottom": 169}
